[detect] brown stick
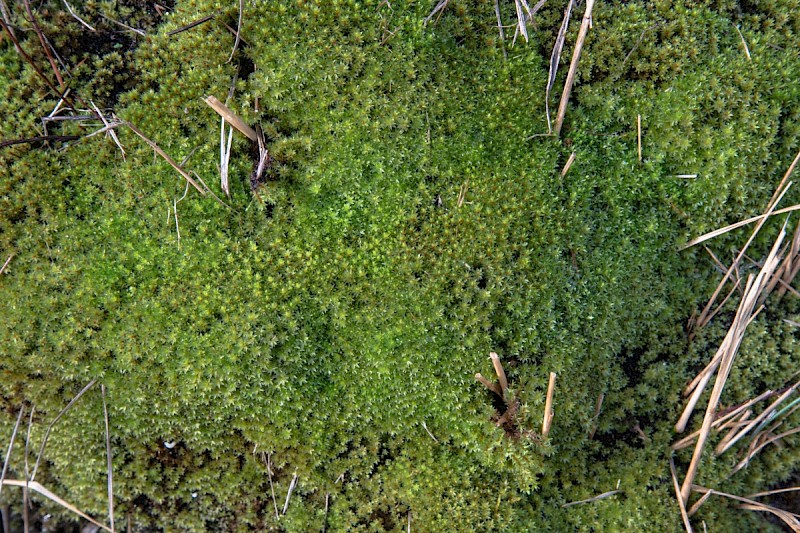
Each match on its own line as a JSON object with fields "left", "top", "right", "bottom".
{"left": 669, "top": 457, "right": 694, "bottom": 532}
{"left": 554, "top": 0, "right": 596, "bottom": 136}
{"left": 561, "top": 152, "right": 576, "bottom": 177}
{"left": 204, "top": 96, "right": 258, "bottom": 142}
{"left": 475, "top": 373, "right": 503, "bottom": 398}
{"left": 637, "top": 114, "right": 642, "bottom": 162}
{"left": 22, "top": 0, "right": 64, "bottom": 87}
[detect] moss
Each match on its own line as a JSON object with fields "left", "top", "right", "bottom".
{"left": 1, "top": 0, "right": 800, "bottom": 530}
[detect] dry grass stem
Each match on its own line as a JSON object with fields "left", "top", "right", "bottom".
{"left": 554, "top": 0, "right": 596, "bottom": 136}
{"left": 734, "top": 24, "right": 751, "bottom": 60}
{"left": 22, "top": 0, "right": 64, "bottom": 87}
{"left": 489, "top": 352, "right": 509, "bottom": 397}
{"left": 732, "top": 426, "right": 800, "bottom": 474}
{"left": 267, "top": 453, "right": 279, "bottom": 520}
{"left": 1, "top": 480, "right": 112, "bottom": 532}
{"left": 493, "top": 0, "right": 506, "bottom": 50}
{"left": 91, "top": 101, "right": 125, "bottom": 159}
{"left": 588, "top": 392, "right": 603, "bottom": 438}
{"left": 715, "top": 380, "right": 799, "bottom": 455}
{"left": 167, "top": 14, "right": 215, "bottom": 36}
{"left": 457, "top": 179, "right": 469, "bottom": 207}
{"left": 220, "top": 119, "right": 233, "bottom": 197}
{"left": 749, "top": 487, "right": 800, "bottom": 499}
{"left": 560, "top": 152, "right": 576, "bottom": 177}
{"left": 0, "top": 406, "right": 25, "bottom": 500}
{"left": 101, "top": 385, "right": 115, "bottom": 533}
{"left": 669, "top": 457, "right": 694, "bottom": 532}
{"left": 687, "top": 488, "right": 714, "bottom": 517}
{"left": 691, "top": 485, "right": 800, "bottom": 531}
{"left": 513, "top": 0, "right": 531, "bottom": 43}
{"left": 475, "top": 373, "right": 503, "bottom": 397}
{"left": 546, "top": 0, "right": 574, "bottom": 134}
{"left": 421, "top": 421, "right": 438, "bottom": 443}
{"left": 423, "top": 0, "right": 451, "bottom": 26}
{"left": 204, "top": 96, "right": 257, "bottom": 142}
{"left": 100, "top": 14, "right": 145, "bottom": 36}
{"left": 675, "top": 174, "right": 698, "bottom": 179}
{"left": 62, "top": 0, "right": 96, "bottom": 31}
{"left": 542, "top": 372, "right": 557, "bottom": 438}
{"left": 32, "top": 379, "right": 97, "bottom": 481}
{"left": 637, "top": 114, "right": 642, "bottom": 162}
{"left": 679, "top": 224, "right": 786, "bottom": 503}
{"left": 562, "top": 489, "right": 622, "bottom": 508}
{"left": 282, "top": 473, "right": 298, "bottom": 515}
{"left": 0, "top": 254, "right": 13, "bottom": 274}
{"left": 228, "top": 0, "right": 244, "bottom": 62}
{"left": 121, "top": 120, "right": 205, "bottom": 194}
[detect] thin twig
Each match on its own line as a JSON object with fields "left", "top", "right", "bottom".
{"left": 100, "top": 14, "right": 145, "bottom": 36}
{"left": 0, "top": 406, "right": 25, "bottom": 500}
{"left": 561, "top": 152, "right": 576, "bottom": 177}
{"left": 475, "top": 373, "right": 503, "bottom": 397}
{"left": 167, "top": 14, "right": 215, "bottom": 36}
{"left": 670, "top": 457, "right": 693, "bottom": 532}
{"left": 423, "top": 0, "right": 450, "bottom": 26}
{"left": 22, "top": 0, "right": 64, "bottom": 87}
{"left": 554, "top": 0, "right": 596, "bottom": 136}
{"left": 32, "top": 380, "right": 97, "bottom": 481}
{"left": 490, "top": 352, "right": 509, "bottom": 399}
{"left": 204, "top": 96, "right": 257, "bottom": 142}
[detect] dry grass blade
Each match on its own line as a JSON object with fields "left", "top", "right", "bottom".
{"left": 227, "top": 0, "right": 243, "bottom": 62}
{"left": 62, "top": 0, "right": 96, "bottom": 31}
{"left": 32, "top": 380, "right": 97, "bottom": 481}
{"left": 546, "top": 0, "right": 574, "bottom": 133}
{"left": 423, "top": 0, "right": 451, "bottom": 26}
{"left": 691, "top": 485, "right": 800, "bottom": 532}
{"left": 0, "top": 406, "right": 25, "bottom": 500}
{"left": 267, "top": 453, "right": 279, "bottom": 520}
{"left": 121, "top": 120, "right": 205, "bottom": 195}
{"left": 732, "top": 426, "right": 800, "bottom": 474}
{"left": 669, "top": 457, "right": 694, "bottom": 532}
{"left": 749, "top": 487, "right": 800, "bottom": 499}
{"left": 561, "top": 152, "right": 576, "bottom": 177}
{"left": 681, "top": 204, "right": 800, "bottom": 251}
{"left": 282, "top": 473, "right": 298, "bottom": 515}
{"left": 1, "top": 480, "right": 112, "bottom": 532}
{"left": 493, "top": 0, "right": 506, "bottom": 50}
{"left": 691, "top": 180, "right": 793, "bottom": 335}
{"left": 0, "top": 254, "right": 13, "bottom": 274}
{"left": 489, "top": 352, "right": 509, "bottom": 398}
{"left": 100, "top": 14, "right": 145, "bottom": 36}
{"left": 679, "top": 225, "right": 786, "bottom": 503}
{"left": 588, "top": 392, "right": 603, "bottom": 438}
{"left": 562, "top": 489, "right": 622, "bottom": 508}
{"left": 22, "top": 0, "right": 64, "bottom": 87}
{"left": 204, "top": 96, "right": 257, "bottom": 142}
{"left": 733, "top": 24, "right": 751, "bottom": 61}
{"left": 554, "top": 0, "right": 595, "bottom": 136}
{"left": 513, "top": 0, "right": 529, "bottom": 43}
{"left": 637, "top": 114, "right": 642, "bottom": 162}
{"left": 167, "top": 14, "right": 215, "bottom": 36}
{"left": 101, "top": 385, "right": 115, "bottom": 533}
{"left": 542, "top": 372, "right": 557, "bottom": 438}
{"left": 91, "top": 101, "right": 125, "bottom": 159}
{"left": 220, "top": 119, "right": 233, "bottom": 197}
{"left": 715, "top": 380, "right": 799, "bottom": 455}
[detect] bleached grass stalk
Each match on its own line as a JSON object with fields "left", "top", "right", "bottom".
{"left": 560, "top": 152, "right": 576, "bottom": 177}
{"left": 1, "top": 480, "right": 112, "bottom": 532}
{"left": 637, "top": 114, "right": 642, "bottom": 162}
{"left": 692, "top": 181, "right": 792, "bottom": 330}
{"left": 546, "top": 0, "right": 574, "bottom": 133}
{"left": 691, "top": 485, "right": 800, "bottom": 531}
{"left": 267, "top": 453, "right": 279, "bottom": 520}
{"left": 62, "top": 0, "right": 96, "bottom": 31}
{"left": 282, "top": 473, "right": 298, "bottom": 515}
{"left": 0, "top": 406, "right": 25, "bottom": 500}
{"left": 679, "top": 224, "right": 786, "bottom": 504}
{"left": 732, "top": 426, "right": 800, "bottom": 474}
{"left": 220, "top": 118, "right": 233, "bottom": 197}
{"left": 0, "top": 254, "right": 13, "bottom": 275}
{"left": 715, "top": 380, "right": 800, "bottom": 455}
{"left": 749, "top": 487, "right": 800, "bottom": 499}
{"left": 423, "top": 0, "right": 450, "bottom": 26}
{"left": 669, "top": 457, "right": 693, "bottom": 533}
{"left": 227, "top": 0, "right": 243, "bottom": 62}
{"left": 554, "top": 0, "right": 596, "bottom": 136}
{"left": 542, "top": 372, "right": 556, "bottom": 438}
{"left": 32, "top": 380, "right": 97, "bottom": 481}
{"left": 101, "top": 385, "right": 115, "bottom": 533}
{"left": 734, "top": 24, "right": 751, "bottom": 61}
{"left": 91, "top": 101, "right": 125, "bottom": 160}
{"left": 561, "top": 489, "right": 621, "bottom": 508}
